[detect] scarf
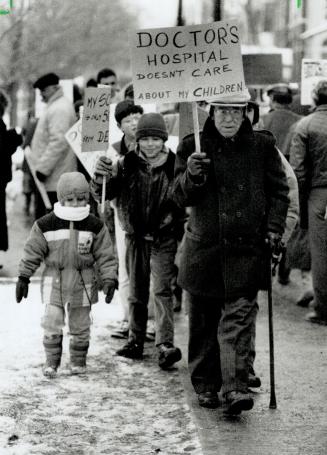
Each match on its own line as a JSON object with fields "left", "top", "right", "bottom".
{"left": 53, "top": 202, "right": 90, "bottom": 221}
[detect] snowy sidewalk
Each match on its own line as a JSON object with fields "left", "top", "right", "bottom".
{"left": 0, "top": 283, "right": 201, "bottom": 455}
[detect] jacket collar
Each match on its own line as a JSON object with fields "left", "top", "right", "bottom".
{"left": 315, "top": 105, "right": 327, "bottom": 112}
{"left": 48, "top": 86, "right": 64, "bottom": 106}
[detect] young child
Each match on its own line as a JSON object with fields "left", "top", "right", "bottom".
{"left": 91, "top": 113, "right": 185, "bottom": 369}
{"left": 16, "top": 172, "right": 118, "bottom": 378}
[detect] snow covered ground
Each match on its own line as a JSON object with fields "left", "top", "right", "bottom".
{"left": 0, "top": 283, "right": 201, "bottom": 455}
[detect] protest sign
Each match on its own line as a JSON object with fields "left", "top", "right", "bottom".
{"left": 65, "top": 118, "right": 118, "bottom": 177}
{"left": 130, "top": 20, "right": 245, "bottom": 104}
{"left": 301, "top": 59, "right": 327, "bottom": 105}
{"left": 81, "top": 86, "right": 111, "bottom": 152}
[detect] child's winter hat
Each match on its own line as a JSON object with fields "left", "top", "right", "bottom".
{"left": 135, "top": 113, "right": 168, "bottom": 142}
{"left": 56, "top": 172, "right": 90, "bottom": 203}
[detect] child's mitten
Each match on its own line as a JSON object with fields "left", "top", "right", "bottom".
{"left": 103, "top": 280, "right": 117, "bottom": 304}
{"left": 16, "top": 276, "right": 30, "bottom": 303}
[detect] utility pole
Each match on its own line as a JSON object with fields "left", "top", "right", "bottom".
{"left": 177, "top": 0, "right": 185, "bottom": 26}
{"left": 213, "top": 0, "right": 223, "bottom": 21}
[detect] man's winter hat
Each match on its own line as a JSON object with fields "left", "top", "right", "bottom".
{"left": 210, "top": 89, "right": 251, "bottom": 107}
{"left": 135, "top": 113, "right": 168, "bottom": 142}
{"left": 56, "top": 172, "right": 90, "bottom": 203}
{"left": 266, "top": 83, "right": 292, "bottom": 96}
{"left": 114, "top": 100, "right": 143, "bottom": 124}
{"left": 33, "top": 73, "right": 59, "bottom": 90}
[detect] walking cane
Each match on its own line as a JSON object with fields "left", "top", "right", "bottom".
{"left": 267, "top": 251, "right": 277, "bottom": 409}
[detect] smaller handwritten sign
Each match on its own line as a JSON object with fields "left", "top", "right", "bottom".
{"left": 66, "top": 118, "right": 118, "bottom": 177}
{"left": 81, "top": 87, "right": 111, "bottom": 152}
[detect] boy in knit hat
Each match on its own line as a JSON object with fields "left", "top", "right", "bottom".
{"left": 91, "top": 113, "right": 185, "bottom": 369}
{"left": 16, "top": 172, "right": 118, "bottom": 378}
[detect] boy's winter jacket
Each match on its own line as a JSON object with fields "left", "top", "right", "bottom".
{"left": 18, "top": 212, "right": 118, "bottom": 307}
{"left": 91, "top": 149, "right": 185, "bottom": 242}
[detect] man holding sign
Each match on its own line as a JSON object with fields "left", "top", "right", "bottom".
{"left": 173, "top": 91, "right": 289, "bottom": 414}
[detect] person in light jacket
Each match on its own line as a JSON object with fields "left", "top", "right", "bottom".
{"left": 31, "top": 72, "right": 77, "bottom": 219}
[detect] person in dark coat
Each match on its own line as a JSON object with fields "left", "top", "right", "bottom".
{"left": 173, "top": 91, "right": 289, "bottom": 414}
{"left": 0, "top": 90, "right": 22, "bottom": 262}
{"left": 290, "top": 79, "right": 327, "bottom": 325}
{"left": 262, "top": 84, "right": 302, "bottom": 285}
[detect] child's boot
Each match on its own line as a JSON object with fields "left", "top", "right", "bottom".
{"left": 43, "top": 334, "right": 63, "bottom": 378}
{"left": 69, "top": 341, "right": 89, "bottom": 374}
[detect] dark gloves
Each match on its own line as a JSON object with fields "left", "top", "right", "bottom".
{"left": 16, "top": 276, "right": 30, "bottom": 303}
{"left": 187, "top": 152, "right": 211, "bottom": 180}
{"left": 93, "top": 156, "right": 113, "bottom": 184}
{"left": 36, "top": 171, "right": 47, "bottom": 182}
{"left": 265, "top": 231, "right": 284, "bottom": 271}
{"left": 103, "top": 280, "right": 117, "bottom": 304}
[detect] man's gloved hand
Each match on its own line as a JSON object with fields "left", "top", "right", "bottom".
{"left": 265, "top": 231, "right": 284, "bottom": 271}
{"left": 187, "top": 152, "right": 211, "bottom": 179}
{"left": 103, "top": 280, "right": 117, "bottom": 304}
{"left": 16, "top": 276, "right": 30, "bottom": 303}
{"left": 36, "top": 171, "right": 47, "bottom": 182}
{"left": 93, "top": 156, "right": 113, "bottom": 184}
{"left": 265, "top": 231, "right": 282, "bottom": 252}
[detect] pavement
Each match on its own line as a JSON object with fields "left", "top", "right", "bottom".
{"left": 0, "top": 191, "right": 326, "bottom": 454}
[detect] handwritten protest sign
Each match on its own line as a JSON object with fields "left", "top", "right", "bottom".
{"left": 81, "top": 87, "right": 111, "bottom": 152}
{"left": 65, "top": 118, "right": 118, "bottom": 177}
{"left": 130, "top": 20, "right": 245, "bottom": 104}
{"left": 301, "top": 59, "right": 327, "bottom": 105}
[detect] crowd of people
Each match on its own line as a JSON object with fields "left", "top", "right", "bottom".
{"left": 0, "top": 65, "right": 326, "bottom": 416}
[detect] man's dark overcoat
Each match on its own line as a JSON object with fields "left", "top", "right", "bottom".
{"left": 173, "top": 117, "right": 289, "bottom": 300}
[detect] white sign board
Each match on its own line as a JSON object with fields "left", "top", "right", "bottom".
{"left": 301, "top": 59, "right": 327, "bottom": 105}
{"left": 130, "top": 20, "right": 246, "bottom": 104}
{"left": 65, "top": 119, "right": 118, "bottom": 177}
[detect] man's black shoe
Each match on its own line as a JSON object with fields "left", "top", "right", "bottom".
{"left": 224, "top": 391, "right": 254, "bottom": 415}
{"left": 278, "top": 275, "right": 290, "bottom": 285}
{"left": 248, "top": 372, "right": 261, "bottom": 388}
{"left": 248, "top": 366, "right": 261, "bottom": 388}
{"left": 116, "top": 341, "right": 143, "bottom": 359}
{"left": 157, "top": 343, "right": 182, "bottom": 369}
{"left": 297, "top": 290, "right": 314, "bottom": 308}
{"left": 197, "top": 391, "right": 220, "bottom": 408}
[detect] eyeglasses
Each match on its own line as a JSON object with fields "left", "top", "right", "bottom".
{"left": 214, "top": 107, "right": 243, "bottom": 118}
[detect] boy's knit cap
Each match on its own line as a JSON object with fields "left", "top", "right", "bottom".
{"left": 56, "top": 172, "right": 90, "bottom": 202}
{"left": 135, "top": 113, "right": 168, "bottom": 142}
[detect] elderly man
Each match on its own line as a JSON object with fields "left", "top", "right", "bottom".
{"left": 173, "top": 91, "right": 289, "bottom": 415}
{"left": 31, "top": 72, "right": 77, "bottom": 218}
